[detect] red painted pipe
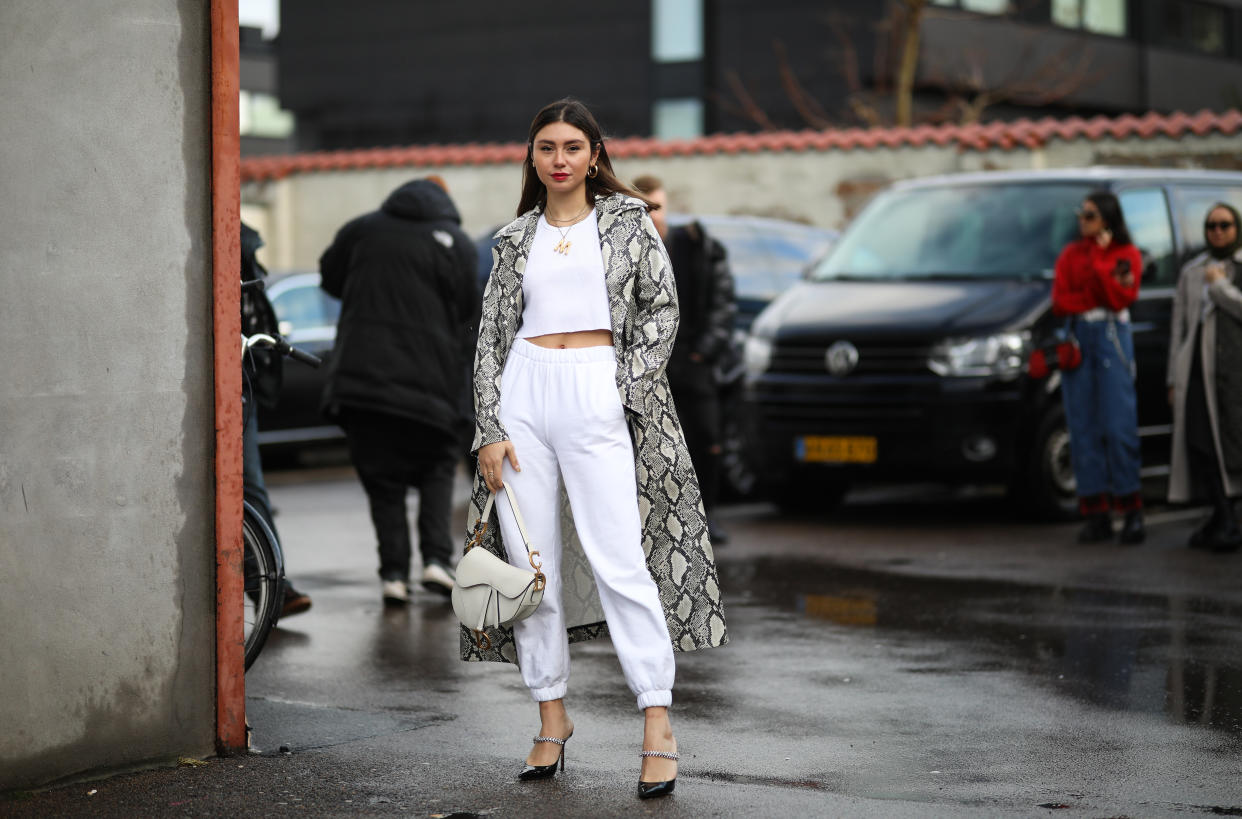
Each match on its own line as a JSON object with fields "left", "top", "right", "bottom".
{"left": 211, "top": 0, "right": 246, "bottom": 755}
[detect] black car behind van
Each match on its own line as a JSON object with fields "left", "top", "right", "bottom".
{"left": 742, "top": 168, "right": 1242, "bottom": 518}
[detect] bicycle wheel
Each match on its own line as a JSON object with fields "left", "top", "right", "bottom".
{"left": 243, "top": 503, "right": 284, "bottom": 670}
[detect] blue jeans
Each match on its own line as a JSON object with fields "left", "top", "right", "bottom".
{"left": 1060, "top": 319, "right": 1142, "bottom": 500}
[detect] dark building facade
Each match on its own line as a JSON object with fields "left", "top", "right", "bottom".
{"left": 276, "top": 0, "right": 1242, "bottom": 151}
{"left": 240, "top": 25, "right": 295, "bottom": 155}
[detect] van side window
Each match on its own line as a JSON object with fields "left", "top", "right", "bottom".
{"left": 1172, "top": 186, "right": 1242, "bottom": 263}
{"left": 1117, "top": 188, "right": 1175, "bottom": 287}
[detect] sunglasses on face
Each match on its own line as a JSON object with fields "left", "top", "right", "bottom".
{"left": 1206, "top": 220, "right": 1236, "bottom": 231}
{"left": 1076, "top": 209, "right": 1100, "bottom": 222}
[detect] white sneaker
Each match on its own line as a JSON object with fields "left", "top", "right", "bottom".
{"left": 381, "top": 579, "right": 410, "bottom": 605}
{"left": 420, "top": 563, "right": 455, "bottom": 596}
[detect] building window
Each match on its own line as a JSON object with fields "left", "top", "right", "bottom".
{"left": 931, "top": 0, "right": 1014, "bottom": 13}
{"left": 1163, "top": 1, "right": 1228, "bottom": 55}
{"left": 653, "top": 98, "right": 704, "bottom": 139}
{"left": 240, "top": 91, "right": 294, "bottom": 139}
{"left": 1051, "top": 0, "right": 1127, "bottom": 36}
{"left": 652, "top": 0, "right": 703, "bottom": 62}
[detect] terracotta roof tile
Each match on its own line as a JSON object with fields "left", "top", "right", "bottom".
{"left": 241, "top": 109, "right": 1242, "bottom": 182}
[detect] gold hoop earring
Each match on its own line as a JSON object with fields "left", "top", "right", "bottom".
{"left": 587, "top": 164, "right": 599, "bottom": 179}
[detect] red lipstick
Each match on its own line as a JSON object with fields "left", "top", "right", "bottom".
{"left": 552, "top": 173, "right": 569, "bottom": 181}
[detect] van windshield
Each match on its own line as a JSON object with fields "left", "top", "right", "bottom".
{"left": 811, "top": 183, "right": 1093, "bottom": 281}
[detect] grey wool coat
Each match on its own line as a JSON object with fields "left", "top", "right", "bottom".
{"left": 460, "top": 193, "right": 729, "bottom": 663}
{"left": 1167, "top": 248, "right": 1242, "bottom": 502}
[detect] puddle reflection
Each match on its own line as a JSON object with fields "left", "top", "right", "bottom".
{"left": 724, "top": 559, "right": 1242, "bottom": 734}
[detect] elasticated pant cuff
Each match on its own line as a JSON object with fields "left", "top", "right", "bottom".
{"left": 530, "top": 683, "right": 568, "bottom": 703}
{"left": 637, "top": 690, "right": 672, "bottom": 710}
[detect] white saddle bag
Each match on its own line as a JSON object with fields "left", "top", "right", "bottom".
{"left": 452, "top": 485, "right": 545, "bottom": 651}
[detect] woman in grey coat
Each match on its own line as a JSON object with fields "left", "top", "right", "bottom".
{"left": 1167, "top": 202, "right": 1242, "bottom": 551}
{"left": 466, "top": 99, "right": 727, "bottom": 799}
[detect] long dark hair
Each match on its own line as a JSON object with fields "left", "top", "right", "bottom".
{"left": 516, "top": 98, "right": 655, "bottom": 216}
{"left": 1085, "top": 191, "right": 1133, "bottom": 246}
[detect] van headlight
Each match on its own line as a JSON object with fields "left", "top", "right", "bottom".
{"left": 928, "top": 332, "right": 1029, "bottom": 380}
{"left": 744, "top": 335, "right": 773, "bottom": 377}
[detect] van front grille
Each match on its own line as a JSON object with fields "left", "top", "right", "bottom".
{"left": 770, "top": 341, "right": 932, "bottom": 376}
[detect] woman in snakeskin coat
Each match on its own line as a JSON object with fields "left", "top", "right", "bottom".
{"left": 465, "top": 99, "right": 727, "bottom": 798}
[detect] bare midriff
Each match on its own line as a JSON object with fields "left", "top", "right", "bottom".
{"left": 525, "top": 329, "right": 614, "bottom": 349}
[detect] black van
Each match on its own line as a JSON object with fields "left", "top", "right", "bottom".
{"left": 742, "top": 168, "right": 1242, "bottom": 519}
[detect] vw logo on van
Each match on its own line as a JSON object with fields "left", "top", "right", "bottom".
{"left": 825, "top": 340, "right": 860, "bottom": 376}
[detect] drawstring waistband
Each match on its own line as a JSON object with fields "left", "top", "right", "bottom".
{"left": 510, "top": 339, "right": 616, "bottom": 364}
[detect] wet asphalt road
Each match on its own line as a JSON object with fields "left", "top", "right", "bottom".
{"left": 8, "top": 464, "right": 1242, "bottom": 817}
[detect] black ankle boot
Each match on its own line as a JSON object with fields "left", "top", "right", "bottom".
{"left": 1211, "top": 525, "right": 1242, "bottom": 553}
{"left": 1118, "top": 509, "right": 1145, "bottom": 545}
{"left": 1189, "top": 510, "right": 1222, "bottom": 550}
{"left": 1210, "top": 502, "right": 1242, "bottom": 552}
{"left": 1077, "top": 513, "right": 1113, "bottom": 543}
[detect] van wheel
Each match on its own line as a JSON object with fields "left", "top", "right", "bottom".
{"left": 773, "top": 475, "right": 850, "bottom": 516}
{"left": 1016, "top": 405, "right": 1078, "bottom": 521}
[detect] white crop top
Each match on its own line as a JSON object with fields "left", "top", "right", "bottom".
{"left": 515, "top": 210, "right": 612, "bottom": 339}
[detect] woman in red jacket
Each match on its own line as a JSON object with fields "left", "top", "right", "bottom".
{"left": 1052, "top": 191, "right": 1144, "bottom": 544}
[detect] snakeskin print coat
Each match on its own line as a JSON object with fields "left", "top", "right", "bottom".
{"left": 460, "top": 193, "right": 729, "bottom": 663}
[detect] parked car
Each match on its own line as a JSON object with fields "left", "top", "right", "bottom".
{"left": 255, "top": 271, "right": 343, "bottom": 455}
{"left": 666, "top": 214, "right": 838, "bottom": 332}
{"left": 742, "top": 168, "right": 1242, "bottom": 519}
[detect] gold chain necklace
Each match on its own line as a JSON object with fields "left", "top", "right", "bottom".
{"left": 545, "top": 203, "right": 591, "bottom": 255}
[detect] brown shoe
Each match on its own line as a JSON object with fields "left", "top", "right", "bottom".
{"left": 281, "top": 588, "right": 312, "bottom": 618}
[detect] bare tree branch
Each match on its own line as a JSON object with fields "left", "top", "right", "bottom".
{"left": 718, "top": 0, "right": 1108, "bottom": 131}
{"left": 933, "top": 31, "right": 1105, "bottom": 123}
{"left": 773, "top": 40, "right": 834, "bottom": 130}
{"left": 721, "top": 70, "right": 779, "bottom": 131}
{"left": 894, "top": 0, "right": 927, "bottom": 127}
{"left": 827, "top": 13, "right": 864, "bottom": 95}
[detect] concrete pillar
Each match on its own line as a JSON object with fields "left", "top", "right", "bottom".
{"left": 0, "top": 0, "right": 217, "bottom": 789}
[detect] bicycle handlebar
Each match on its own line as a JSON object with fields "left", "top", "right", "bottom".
{"left": 243, "top": 333, "right": 322, "bottom": 369}
{"left": 283, "top": 340, "right": 322, "bottom": 368}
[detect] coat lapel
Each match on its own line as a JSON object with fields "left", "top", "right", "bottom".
{"left": 493, "top": 209, "right": 540, "bottom": 305}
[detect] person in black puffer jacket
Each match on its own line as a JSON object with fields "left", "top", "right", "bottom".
{"left": 320, "top": 177, "right": 480, "bottom": 603}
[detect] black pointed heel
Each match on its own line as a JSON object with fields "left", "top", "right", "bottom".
{"left": 518, "top": 733, "right": 570, "bottom": 781}
{"left": 637, "top": 749, "right": 679, "bottom": 799}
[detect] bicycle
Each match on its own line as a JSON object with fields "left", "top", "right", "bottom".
{"left": 241, "top": 279, "right": 322, "bottom": 669}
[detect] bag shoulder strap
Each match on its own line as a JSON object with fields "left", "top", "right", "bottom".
{"left": 473, "top": 485, "right": 535, "bottom": 556}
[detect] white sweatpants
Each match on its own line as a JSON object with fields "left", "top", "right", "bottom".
{"left": 494, "top": 340, "right": 675, "bottom": 710}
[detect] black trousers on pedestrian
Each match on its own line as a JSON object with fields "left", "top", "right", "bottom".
{"left": 669, "top": 362, "right": 722, "bottom": 513}
{"left": 341, "top": 409, "right": 458, "bottom": 581}
{"left": 1186, "top": 333, "right": 1236, "bottom": 514}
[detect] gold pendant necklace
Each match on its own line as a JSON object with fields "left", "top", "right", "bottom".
{"left": 546, "top": 203, "right": 591, "bottom": 256}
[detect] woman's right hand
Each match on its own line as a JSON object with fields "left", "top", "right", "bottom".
{"left": 478, "top": 440, "right": 520, "bottom": 493}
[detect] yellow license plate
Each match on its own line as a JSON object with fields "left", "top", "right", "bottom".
{"left": 796, "top": 436, "right": 877, "bottom": 464}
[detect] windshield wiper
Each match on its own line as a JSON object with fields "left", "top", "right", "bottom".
{"left": 813, "top": 273, "right": 877, "bottom": 282}
{"left": 918, "top": 271, "right": 1050, "bottom": 281}
{"left": 914, "top": 272, "right": 979, "bottom": 281}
